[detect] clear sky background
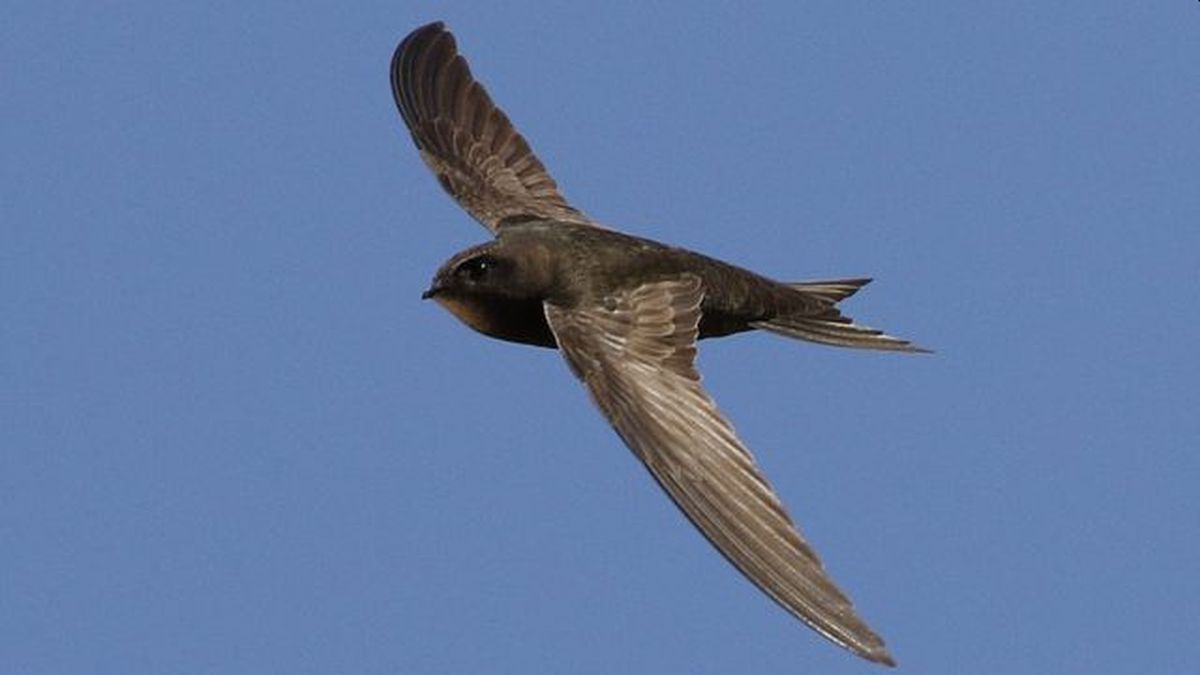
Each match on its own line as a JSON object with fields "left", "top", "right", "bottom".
{"left": 4, "top": 2, "right": 1199, "bottom": 674}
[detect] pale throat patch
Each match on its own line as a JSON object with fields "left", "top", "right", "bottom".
{"left": 434, "top": 295, "right": 499, "bottom": 336}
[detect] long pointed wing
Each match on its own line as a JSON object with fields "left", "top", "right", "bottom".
{"left": 544, "top": 276, "right": 895, "bottom": 666}
{"left": 390, "top": 22, "right": 594, "bottom": 232}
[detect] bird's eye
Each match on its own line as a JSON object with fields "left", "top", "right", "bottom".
{"left": 456, "top": 255, "right": 495, "bottom": 281}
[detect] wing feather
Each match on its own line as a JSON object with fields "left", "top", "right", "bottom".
{"left": 390, "top": 22, "right": 593, "bottom": 232}
{"left": 544, "top": 276, "right": 895, "bottom": 666}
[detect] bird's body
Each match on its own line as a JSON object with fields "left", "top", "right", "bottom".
{"left": 392, "top": 21, "right": 925, "bottom": 667}
{"left": 425, "top": 221, "right": 784, "bottom": 347}
{"left": 428, "top": 220, "right": 900, "bottom": 349}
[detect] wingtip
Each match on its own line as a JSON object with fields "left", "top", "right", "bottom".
{"left": 391, "top": 21, "right": 451, "bottom": 80}
{"left": 409, "top": 20, "right": 447, "bottom": 40}
{"left": 395, "top": 20, "right": 444, "bottom": 51}
{"left": 851, "top": 639, "right": 897, "bottom": 667}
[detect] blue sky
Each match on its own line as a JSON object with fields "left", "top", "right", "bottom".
{"left": 4, "top": 2, "right": 1199, "bottom": 673}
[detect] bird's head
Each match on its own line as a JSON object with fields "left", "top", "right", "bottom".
{"left": 422, "top": 237, "right": 555, "bottom": 303}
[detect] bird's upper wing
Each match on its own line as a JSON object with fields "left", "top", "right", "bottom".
{"left": 544, "top": 275, "right": 895, "bottom": 667}
{"left": 390, "top": 22, "right": 594, "bottom": 233}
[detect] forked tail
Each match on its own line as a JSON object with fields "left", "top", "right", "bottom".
{"left": 752, "top": 278, "right": 929, "bottom": 353}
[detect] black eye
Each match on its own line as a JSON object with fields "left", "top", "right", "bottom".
{"left": 456, "top": 255, "right": 496, "bottom": 281}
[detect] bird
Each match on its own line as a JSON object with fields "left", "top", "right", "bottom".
{"left": 391, "top": 21, "right": 925, "bottom": 667}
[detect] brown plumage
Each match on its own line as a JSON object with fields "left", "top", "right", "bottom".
{"left": 394, "top": 21, "right": 927, "bottom": 667}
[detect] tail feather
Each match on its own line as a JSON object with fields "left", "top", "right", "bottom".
{"left": 785, "top": 277, "right": 872, "bottom": 303}
{"left": 758, "top": 278, "right": 929, "bottom": 353}
{"left": 753, "top": 316, "right": 928, "bottom": 353}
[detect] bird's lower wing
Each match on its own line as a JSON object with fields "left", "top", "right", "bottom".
{"left": 543, "top": 275, "right": 895, "bottom": 666}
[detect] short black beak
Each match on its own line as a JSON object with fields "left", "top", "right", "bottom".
{"left": 421, "top": 286, "right": 440, "bottom": 300}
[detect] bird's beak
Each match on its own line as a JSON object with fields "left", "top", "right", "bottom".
{"left": 421, "top": 285, "right": 441, "bottom": 300}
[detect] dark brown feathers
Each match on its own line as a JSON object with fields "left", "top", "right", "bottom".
{"left": 390, "top": 22, "right": 593, "bottom": 231}
{"left": 545, "top": 277, "right": 896, "bottom": 666}
{"left": 393, "top": 22, "right": 926, "bottom": 667}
